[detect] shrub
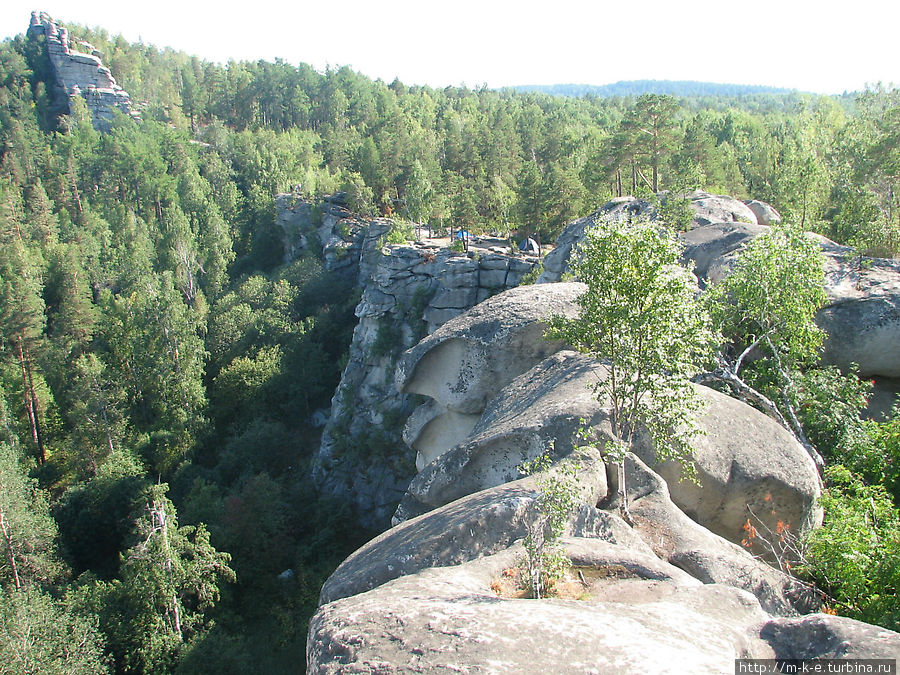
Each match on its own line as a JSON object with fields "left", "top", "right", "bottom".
{"left": 802, "top": 465, "right": 900, "bottom": 630}
{"left": 518, "top": 449, "right": 580, "bottom": 599}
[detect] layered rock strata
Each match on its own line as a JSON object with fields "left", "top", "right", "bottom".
{"left": 27, "top": 12, "right": 138, "bottom": 131}
{"left": 312, "top": 229, "right": 540, "bottom": 528}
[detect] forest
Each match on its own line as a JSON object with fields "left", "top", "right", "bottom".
{"left": 0, "top": 15, "right": 899, "bottom": 673}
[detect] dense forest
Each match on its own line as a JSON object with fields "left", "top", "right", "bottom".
{"left": 0, "top": 15, "right": 899, "bottom": 673}
{"left": 514, "top": 80, "right": 796, "bottom": 99}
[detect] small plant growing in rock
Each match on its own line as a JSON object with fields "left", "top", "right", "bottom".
{"left": 517, "top": 447, "right": 581, "bottom": 599}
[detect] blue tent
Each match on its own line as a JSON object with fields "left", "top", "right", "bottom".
{"left": 519, "top": 237, "right": 539, "bottom": 253}
{"left": 455, "top": 230, "right": 471, "bottom": 240}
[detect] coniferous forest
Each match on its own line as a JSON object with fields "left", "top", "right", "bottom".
{"left": 1, "top": 16, "right": 900, "bottom": 674}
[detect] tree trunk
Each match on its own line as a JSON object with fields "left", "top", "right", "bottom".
{"left": 0, "top": 507, "right": 22, "bottom": 590}
{"left": 693, "top": 367, "right": 824, "bottom": 475}
{"left": 15, "top": 338, "right": 44, "bottom": 465}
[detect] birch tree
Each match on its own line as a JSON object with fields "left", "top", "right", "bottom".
{"left": 547, "top": 219, "right": 714, "bottom": 522}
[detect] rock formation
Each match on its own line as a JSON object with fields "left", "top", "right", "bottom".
{"left": 26, "top": 12, "right": 138, "bottom": 132}
{"left": 745, "top": 199, "right": 783, "bottom": 225}
{"left": 539, "top": 193, "right": 900, "bottom": 387}
{"left": 308, "top": 283, "right": 900, "bottom": 673}
{"left": 306, "top": 212, "right": 541, "bottom": 529}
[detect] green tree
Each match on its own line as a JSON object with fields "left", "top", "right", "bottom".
{"left": 64, "top": 354, "right": 129, "bottom": 478}
{"left": 803, "top": 465, "right": 900, "bottom": 630}
{"left": 547, "top": 219, "right": 714, "bottom": 521}
{"left": 631, "top": 94, "right": 681, "bottom": 192}
{"left": 403, "top": 159, "right": 433, "bottom": 233}
{"left": 101, "top": 273, "right": 207, "bottom": 472}
{"left": 101, "top": 484, "right": 234, "bottom": 673}
{"left": 700, "top": 223, "right": 827, "bottom": 469}
{"left": 518, "top": 449, "right": 580, "bottom": 599}
{"left": 0, "top": 586, "right": 110, "bottom": 675}
{"left": 0, "top": 442, "right": 63, "bottom": 591}
{"left": 0, "top": 185, "right": 49, "bottom": 464}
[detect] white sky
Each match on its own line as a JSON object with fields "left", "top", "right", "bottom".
{"left": 1, "top": 1, "right": 897, "bottom": 95}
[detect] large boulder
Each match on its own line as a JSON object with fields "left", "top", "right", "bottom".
{"left": 313, "top": 228, "right": 541, "bottom": 529}
{"left": 309, "top": 451, "right": 898, "bottom": 673}
{"left": 680, "top": 221, "right": 770, "bottom": 284}
{"left": 539, "top": 192, "right": 759, "bottom": 284}
{"left": 398, "top": 349, "right": 821, "bottom": 557}
{"left": 744, "top": 199, "right": 783, "bottom": 225}
{"left": 818, "top": 249, "right": 900, "bottom": 377}
{"left": 538, "top": 198, "right": 654, "bottom": 283}
{"left": 308, "top": 283, "right": 900, "bottom": 672}
{"left": 688, "top": 191, "right": 759, "bottom": 227}
{"left": 395, "top": 282, "right": 585, "bottom": 469}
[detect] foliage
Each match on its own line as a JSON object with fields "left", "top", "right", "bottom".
{"left": 709, "top": 224, "right": 826, "bottom": 369}
{"left": 791, "top": 367, "right": 899, "bottom": 491}
{"left": 518, "top": 262, "right": 543, "bottom": 286}
{"left": 703, "top": 223, "right": 828, "bottom": 468}
{"left": 655, "top": 191, "right": 693, "bottom": 231}
{"left": 0, "top": 586, "right": 110, "bottom": 674}
{"left": 547, "top": 219, "right": 713, "bottom": 518}
{"left": 517, "top": 449, "right": 580, "bottom": 599}
{"left": 385, "top": 221, "right": 415, "bottom": 245}
{"left": 802, "top": 465, "right": 900, "bottom": 630}
{"left": 3, "top": 16, "right": 900, "bottom": 669}
{"left": 96, "top": 483, "right": 235, "bottom": 673}
{"left": 0, "top": 441, "right": 63, "bottom": 590}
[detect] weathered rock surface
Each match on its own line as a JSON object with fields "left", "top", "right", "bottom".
{"left": 395, "top": 282, "right": 585, "bottom": 471}
{"left": 27, "top": 12, "right": 138, "bottom": 131}
{"left": 312, "top": 229, "right": 540, "bottom": 528}
{"left": 308, "top": 282, "right": 900, "bottom": 673}
{"left": 310, "top": 541, "right": 900, "bottom": 674}
{"left": 818, "top": 246, "right": 900, "bottom": 378}
{"left": 398, "top": 347, "right": 821, "bottom": 559}
{"left": 538, "top": 197, "right": 655, "bottom": 283}
{"left": 538, "top": 191, "right": 757, "bottom": 284}
{"left": 539, "top": 196, "right": 900, "bottom": 384}
{"left": 690, "top": 191, "right": 759, "bottom": 227}
{"left": 680, "top": 225, "right": 900, "bottom": 379}
{"left": 745, "top": 199, "right": 783, "bottom": 225}
{"left": 680, "top": 221, "right": 769, "bottom": 285}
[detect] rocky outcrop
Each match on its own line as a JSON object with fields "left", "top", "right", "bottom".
{"left": 27, "top": 12, "right": 138, "bottom": 131}
{"left": 397, "top": 343, "right": 821, "bottom": 559}
{"left": 680, "top": 220, "right": 769, "bottom": 285}
{"left": 395, "top": 282, "right": 585, "bottom": 473}
{"left": 745, "top": 199, "right": 783, "bottom": 225}
{"left": 308, "top": 285, "right": 900, "bottom": 672}
{"left": 817, "top": 243, "right": 900, "bottom": 378}
{"left": 539, "top": 194, "right": 900, "bottom": 385}
{"left": 539, "top": 191, "right": 759, "bottom": 283}
{"left": 274, "top": 192, "right": 370, "bottom": 272}
{"left": 538, "top": 197, "right": 655, "bottom": 283}
{"left": 681, "top": 225, "right": 900, "bottom": 379}
{"left": 312, "top": 232, "right": 540, "bottom": 529}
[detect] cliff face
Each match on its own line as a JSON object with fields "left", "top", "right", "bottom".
{"left": 306, "top": 195, "right": 900, "bottom": 671}
{"left": 308, "top": 219, "right": 540, "bottom": 529}
{"left": 26, "top": 11, "right": 138, "bottom": 131}
{"left": 307, "top": 282, "right": 900, "bottom": 674}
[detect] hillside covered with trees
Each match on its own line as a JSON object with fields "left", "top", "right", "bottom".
{"left": 0, "top": 13, "right": 899, "bottom": 673}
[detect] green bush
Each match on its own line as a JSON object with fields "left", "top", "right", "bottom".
{"left": 802, "top": 465, "right": 900, "bottom": 630}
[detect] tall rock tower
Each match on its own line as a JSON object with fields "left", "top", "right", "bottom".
{"left": 26, "top": 11, "right": 139, "bottom": 131}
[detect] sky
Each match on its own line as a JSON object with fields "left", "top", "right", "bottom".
{"left": 1, "top": 0, "right": 897, "bottom": 95}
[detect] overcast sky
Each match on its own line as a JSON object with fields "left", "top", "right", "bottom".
{"left": 2, "top": 1, "right": 897, "bottom": 95}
